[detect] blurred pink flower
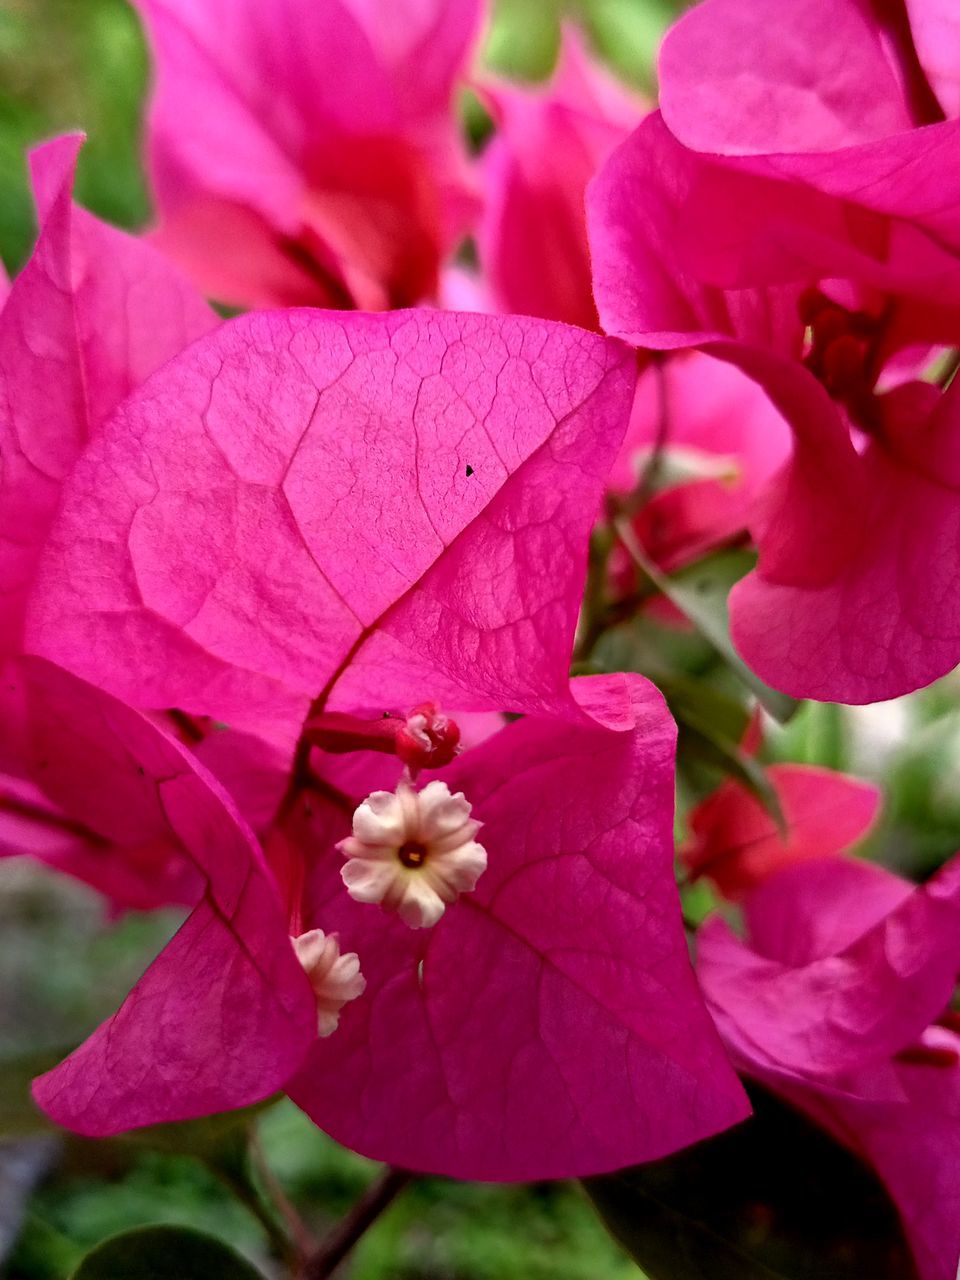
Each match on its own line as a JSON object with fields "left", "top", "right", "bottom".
{"left": 0, "top": 134, "right": 215, "bottom": 657}
{"left": 587, "top": 0, "right": 960, "bottom": 704}
{"left": 0, "top": 135, "right": 216, "bottom": 906}
{"left": 133, "top": 0, "right": 482, "bottom": 309}
{"left": 700, "top": 854, "right": 960, "bottom": 1280}
{"left": 682, "top": 763, "right": 881, "bottom": 899}
{"left": 477, "top": 28, "right": 645, "bottom": 328}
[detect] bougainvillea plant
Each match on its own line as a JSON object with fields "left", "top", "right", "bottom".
{"left": 3, "top": 0, "right": 960, "bottom": 1277}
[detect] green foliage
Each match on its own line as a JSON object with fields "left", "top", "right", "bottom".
{"left": 0, "top": 1048, "right": 69, "bottom": 1137}
{"left": 770, "top": 701, "right": 848, "bottom": 773}
{"left": 22, "top": 1148, "right": 265, "bottom": 1261}
{"left": 572, "top": 0, "right": 679, "bottom": 91}
{"left": 882, "top": 705, "right": 960, "bottom": 875}
{"left": 0, "top": 0, "right": 149, "bottom": 274}
{"left": 485, "top": 0, "right": 563, "bottom": 80}
{"left": 261, "top": 1102, "right": 644, "bottom": 1280}
{"left": 586, "top": 1087, "right": 917, "bottom": 1280}
{"left": 351, "top": 1175, "right": 642, "bottom": 1280}
{"left": 650, "top": 549, "right": 798, "bottom": 724}
{"left": 69, "top": 1225, "right": 266, "bottom": 1280}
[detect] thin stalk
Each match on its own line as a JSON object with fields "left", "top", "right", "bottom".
{"left": 210, "top": 1144, "right": 301, "bottom": 1274}
{"left": 302, "top": 1167, "right": 412, "bottom": 1280}
{"left": 249, "top": 1129, "right": 317, "bottom": 1260}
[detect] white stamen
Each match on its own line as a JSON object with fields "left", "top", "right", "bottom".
{"left": 338, "top": 780, "right": 486, "bottom": 928}
{"left": 292, "top": 929, "right": 366, "bottom": 1037}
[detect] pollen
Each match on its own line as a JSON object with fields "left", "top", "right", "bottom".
{"left": 338, "top": 779, "right": 487, "bottom": 928}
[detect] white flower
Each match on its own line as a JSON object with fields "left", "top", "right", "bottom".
{"left": 291, "top": 929, "right": 366, "bottom": 1037}
{"left": 339, "top": 780, "right": 487, "bottom": 928}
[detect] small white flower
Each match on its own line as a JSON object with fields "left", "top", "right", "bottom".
{"left": 339, "top": 780, "right": 487, "bottom": 928}
{"left": 292, "top": 929, "right": 366, "bottom": 1037}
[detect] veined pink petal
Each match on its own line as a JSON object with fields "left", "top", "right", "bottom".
{"left": 27, "top": 310, "right": 636, "bottom": 734}
{"left": 699, "top": 855, "right": 960, "bottom": 1079}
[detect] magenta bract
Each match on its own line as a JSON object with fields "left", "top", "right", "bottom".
{"left": 700, "top": 855, "right": 960, "bottom": 1280}
{"left": 587, "top": 72, "right": 960, "bottom": 702}
{"left": 285, "top": 675, "right": 749, "bottom": 1179}
{"left": 729, "top": 376, "right": 960, "bottom": 701}
{"left": 0, "top": 134, "right": 215, "bottom": 656}
{"left": 17, "top": 295, "right": 750, "bottom": 1178}
{"left": 700, "top": 852, "right": 960, "bottom": 1078}
{"left": 27, "top": 309, "right": 637, "bottom": 739}
{"left": 683, "top": 764, "right": 881, "bottom": 899}
{"left": 0, "top": 657, "right": 317, "bottom": 1133}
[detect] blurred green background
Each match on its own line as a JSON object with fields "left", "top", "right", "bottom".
{"left": 2, "top": 0, "right": 959, "bottom": 1276}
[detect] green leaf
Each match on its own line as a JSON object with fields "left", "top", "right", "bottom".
{"left": 573, "top": 0, "right": 678, "bottom": 92}
{"left": 659, "top": 674, "right": 752, "bottom": 747}
{"left": 484, "top": 0, "right": 561, "bottom": 80}
{"left": 70, "top": 1225, "right": 267, "bottom": 1280}
{"left": 585, "top": 1087, "right": 918, "bottom": 1280}
{"left": 615, "top": 526, "right": 798, "bottom": 724}
{"left": 676, "top": 717, "right": 784, "bottom": 831}
{"left": 590, "top": 614, "right": 716, "bottom": 684}
{"left": 663, "top": 553, "right": 799, "bottom": 724}
{"left": 772, "top": 701, "right": 848, "bottom": 771}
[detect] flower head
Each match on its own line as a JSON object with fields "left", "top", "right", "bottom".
{"left": 339, "top": 779, "right": 486, "bottom": 928}
{"left": 292, "top": 929, "right": 366, "bottom": 1037}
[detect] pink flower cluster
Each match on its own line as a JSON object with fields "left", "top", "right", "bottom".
{"left": 3, "top": 1, "right": 960, "bottom": 1275}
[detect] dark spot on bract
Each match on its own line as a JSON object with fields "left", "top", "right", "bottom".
{"left": 465, "top": 464, "right": 474, "bottom": 477}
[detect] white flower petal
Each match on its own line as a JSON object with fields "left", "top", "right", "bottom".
{"left": 352, "top": 789, "right": 408, "bottom": 845}
{"left": 292, "top": 929, "right": 365, "bottom": 1036}
{"left": 429, "top": 840, "right": 488, "bottom": 893}
{"left": 397, "top": 876, "right": 448, "bottom": 928}
{"left": 341, "top": 858, "right": 399, "bottom": 903}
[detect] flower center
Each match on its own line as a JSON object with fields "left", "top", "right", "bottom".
{"left": 399, "top": 840, "right": 428, "bottom": 868}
